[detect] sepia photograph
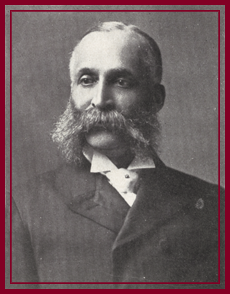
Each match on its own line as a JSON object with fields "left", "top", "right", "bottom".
{"left": 5, "top": 5, "right": 225, "bottom": 289}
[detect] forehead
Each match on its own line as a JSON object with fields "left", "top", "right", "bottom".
{"left": 71, "top": 30, "right": 146, "bottom": 77}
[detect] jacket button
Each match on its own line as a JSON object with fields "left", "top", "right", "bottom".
{"left": 195, "top": 198, "right": 204, "bottom": 209}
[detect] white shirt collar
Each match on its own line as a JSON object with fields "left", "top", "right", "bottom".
{"left": 83, "top": 145, "right": 155, "bottom": 173}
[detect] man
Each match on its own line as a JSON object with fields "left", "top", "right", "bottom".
{"left": 10, "top": 21, "right": 223, "bottom": 284}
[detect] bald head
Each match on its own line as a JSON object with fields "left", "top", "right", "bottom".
{"left": 69, "top": 21, "right": 163, "bottom": 86}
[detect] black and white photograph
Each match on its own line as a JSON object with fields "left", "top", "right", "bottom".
{"left": 5, "top": 5, "right": 225, "bottom": 289}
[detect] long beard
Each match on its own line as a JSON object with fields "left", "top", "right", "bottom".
{"left": 51, "top": 100, "right": 161, "bottom": 166}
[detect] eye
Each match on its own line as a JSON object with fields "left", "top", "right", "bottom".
{"left": 79, "top": 75, "right": 96, "bottom": 86}
{"left": 115, "top": 78, "right": 134, "bottom": 88}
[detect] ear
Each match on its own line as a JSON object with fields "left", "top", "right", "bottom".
{"left": 152, "top": 84, "right": 165, "bottom": 113}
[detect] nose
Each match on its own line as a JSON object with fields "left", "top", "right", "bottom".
{"left": 90, "top": 80, "right": 115, "bottom": 111}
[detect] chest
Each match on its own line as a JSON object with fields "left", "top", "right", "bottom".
{"left": 28, "top": 202, "right": 216, "bottom": 283}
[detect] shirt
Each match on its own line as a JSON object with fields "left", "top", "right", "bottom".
{"left": 83, "top": 145, "right": 155, "bottom": 206}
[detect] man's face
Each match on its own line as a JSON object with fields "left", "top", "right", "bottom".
{"left": 52, "top": 29, "right": 162, "bottom": 165}
{"left": 70, "top": 30, "right": 154, "bottom": 151}
{"left": 71, "top": 30, "right": 152, "bottom": 115}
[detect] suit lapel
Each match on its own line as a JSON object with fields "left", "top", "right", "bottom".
{"left": 112, "top": 167, "right": 188, "bottom": 250}
{"left": 55, "top": 159, "right": 189, "bottom": 247}
{"left": 55, "top": 164, "right": 129, "bottom": 233}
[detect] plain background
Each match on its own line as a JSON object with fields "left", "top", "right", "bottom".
{"left": 6, "top": 8, "right": 225, "bottom": 188}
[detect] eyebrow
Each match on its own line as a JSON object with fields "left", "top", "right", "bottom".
{"left": 106, "top": 68, "right": 136, "bottom": 78}
{"left": 75, "top": 67, "right": 137, "bottom": 79}
{"left": 75, "top": 67, "right": 98, "bottom": 77}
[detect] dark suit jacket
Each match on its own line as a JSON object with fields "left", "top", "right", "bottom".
{"left": 9, "top": 159, "right": 223, "bottom": 285}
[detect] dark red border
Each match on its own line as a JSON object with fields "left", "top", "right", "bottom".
{"left": 9, "top": 6, "right": 12, "bottom": 289}
{"left": 218, "top": 9, "right": 221, "bottom": 286}
{"left": 8, "top": 8, "right": 224, "bottom": 288}
{"left": 10, "top": 10, "right": 220, "bottom": 12}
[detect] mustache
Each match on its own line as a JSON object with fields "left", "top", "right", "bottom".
{"left": 71, "top": 105, "right": 156, "bottom": 147}
{"left": 51, "top": 100, "right": 160, "bottom": 165}
{"left": 72, "top": 107, "right": 134, "bottom": 133}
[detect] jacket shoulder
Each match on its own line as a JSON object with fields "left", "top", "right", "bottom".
{"left": 160, "top": 166, "right": 224, "bottom": 197}
{"left": 156, "top": 166, "right": 224, "bottom": 222}
{"left": 11, "top": 164, "right": 94, "bottom": 213}
{"left": 11, "top": 168, "right": 58, "bottom": 216}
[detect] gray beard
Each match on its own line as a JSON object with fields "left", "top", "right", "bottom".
{"left": 51, "top": 99, "right": 161, "bottom": 166}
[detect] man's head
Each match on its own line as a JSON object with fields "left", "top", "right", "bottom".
{"left": 52, "top": 21, "right": 165, "bottom": 166}
{"left": 70, "top": 21, "right": 163, "bottom": 89}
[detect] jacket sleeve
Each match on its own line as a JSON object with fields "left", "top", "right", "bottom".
{"left": 10, "top": 196, "right": 39, "bottom": 283}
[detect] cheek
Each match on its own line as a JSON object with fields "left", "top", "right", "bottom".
{"left": 71, "top": 86, "right": 92, "bottom": 110}
{"left": 115, "top": 91, "right": 147, "bottom": 115}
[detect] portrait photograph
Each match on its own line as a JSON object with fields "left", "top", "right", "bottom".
{"left": 5, "top": 5, "right": 225, "bottom": 290}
